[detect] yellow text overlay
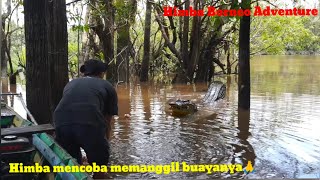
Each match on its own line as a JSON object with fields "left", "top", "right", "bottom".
{"left": 9, "top": 162, "right": 244, "bottom": 174}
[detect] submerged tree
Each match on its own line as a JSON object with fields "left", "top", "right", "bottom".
{"left": 238, "top": 0, "right": 251, "bottom": 110}
{"left": 115, "top": 0, "right": 137, "bottom": 83}
{"left": 140, "top": 0, "right": 152, "bottom": 82}
{"left": 154, "top": 0, "right": 237, "bottom": 83}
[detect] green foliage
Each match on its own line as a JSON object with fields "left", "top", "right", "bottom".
{"left": 98, "top": 52, "right": 105, "bottom": 61}
{"left": 71, "top": 24, "right": 90, "bottom": 33}
{"left": 68, "top": 42, "right": 79, "bottom": 77}
{"left": 114, "top": 0, "right": 137, "bottom": 24}
{"left": 11, "top": 0, "right": 23, "bottom": 6}
{"left": 6, "top": 0, "right": 320, "bottom": 84}
{"left": 251, "top": 16, "right": 320, "bottom": 55}
{"left": 6, "top": 21, "right": 25, "bottom": 74}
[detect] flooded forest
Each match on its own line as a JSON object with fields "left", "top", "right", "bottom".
{"left": 1, "top": 0, "right": 320, "bottom": 179}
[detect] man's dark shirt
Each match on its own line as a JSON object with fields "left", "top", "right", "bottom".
{"left": 53, "top": 77, "right": 118, "bottom": 129}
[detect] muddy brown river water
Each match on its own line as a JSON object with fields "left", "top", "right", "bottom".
{"left": 7, "top": 55, "right": 320, "bottom": 178}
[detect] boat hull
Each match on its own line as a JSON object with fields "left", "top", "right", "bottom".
{"left": 1, "top": 104, "right": 92, "bottom": 180}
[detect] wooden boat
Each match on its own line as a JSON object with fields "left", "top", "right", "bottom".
{"left": 1, "top": 93, "right": 93, "bottom": 180}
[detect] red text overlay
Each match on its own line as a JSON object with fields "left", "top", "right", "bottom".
{"left": 163, "top": 6, "right": 319, "bottom": 17}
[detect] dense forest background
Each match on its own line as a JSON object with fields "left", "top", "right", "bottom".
{"left": 1, "top": 0, "right": 319, "bottom": 85}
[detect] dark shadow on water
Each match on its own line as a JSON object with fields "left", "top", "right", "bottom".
{"left": 7, "top": 56, "right": 320, "bottom": 178}
{"left": 237, "top": 108, "right": 256, "bottom": 171}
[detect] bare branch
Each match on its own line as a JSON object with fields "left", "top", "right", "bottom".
{"left": 66, "top": 0, "right": 86, "bottom": 6}
{"left": 154, "top": 6, "right": 183, "bottom": 64}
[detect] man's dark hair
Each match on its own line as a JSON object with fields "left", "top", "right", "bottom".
{"left": 80, "top": 59, "right": 108, "bottom": 76}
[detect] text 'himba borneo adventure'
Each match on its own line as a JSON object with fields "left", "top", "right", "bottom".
{"left": 163, "top": 6, "right": 319, "bottom": 16}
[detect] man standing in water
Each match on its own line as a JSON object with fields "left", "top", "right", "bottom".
{"left": 53, "top": 59, "right": 118, "bottom": 179}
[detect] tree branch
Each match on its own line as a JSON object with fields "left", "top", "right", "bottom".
{"left": 154, "top": 6, "right": 183, "bottom": 64}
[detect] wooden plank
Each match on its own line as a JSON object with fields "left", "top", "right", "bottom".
{"left": 1, "top": 124, "right": 55, "bottom": 137}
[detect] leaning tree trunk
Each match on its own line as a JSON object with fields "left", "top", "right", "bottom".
{"left": 238, "top": 1, "right": 251, "bottom": 110}
{"left": 46, "top": 0, "right": 69, "bottom": 112}
{"left": 24, "top": 0, "right": 52, "bottom": 124}
{"left": 140, "top": 0, "right": 152, "bottom": 82}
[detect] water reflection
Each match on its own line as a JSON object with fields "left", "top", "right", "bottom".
{"left": 109, "top": 56, "right": 320, "bottom": 178}
{"left": 109, "top": 81, "right": 257, "bottom": 178}
{"left": 6, "top": 56, "right": 320, "bottom": 178}
{"left": 237, "top": 109, "right": 256, "bottom": 176}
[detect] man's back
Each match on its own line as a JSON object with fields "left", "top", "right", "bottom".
{"left": 53, "top": 77, "right": 118, "bottom": 128}
{"left": 54, "top": 59, "right": 117, "bottom": 178}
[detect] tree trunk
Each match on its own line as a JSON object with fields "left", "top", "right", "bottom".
{"left": 196, "top": 37, "right": 217, "bottom": 82}
{"left": 46, "top": 0, "right": 69, "bottom": 112}
{"left": 226, "top": 75, "right": 231, "bottom": 101}
{"left": 140, "top": 0, "right": 152, "bottom": 82}
{"left": 227, "top": 49, "right": 231, "bottom": 74}
{"left": 181, "top": 0, "right": 190, "bottom": 72}
{"left": 79, "top": 5, "right": 91, "bottom": 65}
{"left": 1, "top": 0, "right": 10, "bottom": 86}
{"left": 116, "top": 24, "right": 130, "bottom": 83}
{"left": 115, "top": 0, "right": 136, "bottom": 83}
{"left": 102, "top": 0, "right": 115, "bottom": 83}
{"left": 24, "top": 0, "right": 52, "bottom": 124}
{"left": 90, "top": 0, "right": 115, "bottom": 83}
{"left": 1, "top": 27, "right": 7, "bottom": 78}
{"left": 196, "top": 17, "right": 231, "bottom": 82}
{"left": 187, "top": 0, "right": 201, "bottom": 81}
{"left": 238, "top": 1, "right": 251, "bottom": 110}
